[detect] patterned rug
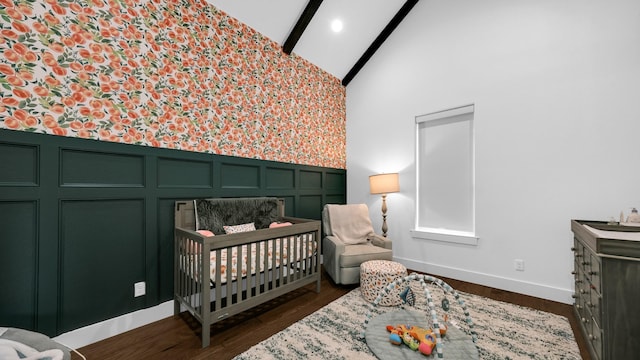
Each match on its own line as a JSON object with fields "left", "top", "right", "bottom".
{"left": 234, "top": 282, "right": 580, "bottom": 360}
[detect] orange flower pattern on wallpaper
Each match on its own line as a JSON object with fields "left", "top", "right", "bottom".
{"left": 0, "top": 0, "right": 346, "bottom": 169}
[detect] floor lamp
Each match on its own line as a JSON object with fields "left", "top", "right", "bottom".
{"left": 369, "top": 173, "right": 399, "bottom": 237}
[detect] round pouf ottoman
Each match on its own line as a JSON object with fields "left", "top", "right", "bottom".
{"left": 360, "top": 260, "right": 408, "bottom": 306}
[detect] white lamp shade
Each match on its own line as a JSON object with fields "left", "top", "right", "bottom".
{"left": 369, "top": 173, "right": 399, "bottom": 194}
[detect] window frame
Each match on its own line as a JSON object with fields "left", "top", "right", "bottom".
{"left": 412, "top": 104, "right": 478, "bottom": 246}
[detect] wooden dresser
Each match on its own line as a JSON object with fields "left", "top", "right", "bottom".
{"left": 571, "top": 220, "right": 640, "bottom": 360}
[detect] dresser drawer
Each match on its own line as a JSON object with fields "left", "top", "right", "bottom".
{"left": 586, "top": 252, "right": 602, "bottom": 293}
{"left": 573, "top": 238, "right": 585, "bottom": 262}
{"left": 587, "top": 282, "right": 601, "bottom": 326}
{"left": 588, "top": 315, "right": 603, "bottom": 360}
{"left": 573, "top": 286, "right": 587, "bottom": 319}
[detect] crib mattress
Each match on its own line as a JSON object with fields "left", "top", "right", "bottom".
{"left": 182, "top": 235, "right": 317, "bottom": 284}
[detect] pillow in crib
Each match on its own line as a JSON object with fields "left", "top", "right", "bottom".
{"left": 196, "top": 230, "right": 215, "bottom": 237}
{"left": 269, "top": 222, "right": 293, "bottom": 228}
{"left": 223, "top": 222, "right": 256, "bottom": 234}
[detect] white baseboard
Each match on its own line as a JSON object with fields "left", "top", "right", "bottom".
{"left": 395, "top": 256, "right": 574, "bottom": 304}
{"left": 52, "top": 300, "right": 174, "bottom": 349}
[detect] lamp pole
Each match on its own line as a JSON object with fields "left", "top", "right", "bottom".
{"left": 381, "top": 193, "right": 388, "bottom": 237}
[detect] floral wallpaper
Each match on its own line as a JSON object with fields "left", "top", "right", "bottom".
{"left": 0, "top": 0, "right": 346, "bottom": 169}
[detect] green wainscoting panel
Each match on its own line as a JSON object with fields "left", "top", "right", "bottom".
{"left": 0, "top": 142, "right": 38, "bottom": 186}
{"left": 0, "top": 129, "right": 346, "bottom": 337}
{"left": 326, "top": 172, "right": 346, "bottom": 191}
{"left": 300, "top": 170, "right": 322, "bottom": 189}
{"left": 298, "top": 195, "right": 323, "bottom": 220}
{"left": 265, "top": 167, "right": 295, "bottom": 189}
{"left": 59, "top": 199, "right": 146, "bottom": 332}
{"left": 60, "top": 149, "right": 145, "bottom": 187}
{"left": 157, "top": 157, "right": 213, "bottom": 188}
{"left": 325, "top": 194, "right": 346, "bottom": 204}
{"left": 0, "top": 201, "right": 38, "bottom": 330}
{"left": 220, "top": 162, "right": 260, "bottom": 189}
{"left": 325, "top": 171, "right": 346, "bottom": 205}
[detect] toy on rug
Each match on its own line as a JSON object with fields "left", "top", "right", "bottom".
{"left": 391, "top": 285, "right": 450, "bottom": 356}
{"left": 386, "top": 324, "right": 438, "bottom": 356}
{"left": 400, "top": 286, "right": 416, "bottom": 306}
{"left": 362, "top": 274, "right": 478, "bottom": 359}
{"left": 399, "top": 286, "right": 449, "bottom": 336}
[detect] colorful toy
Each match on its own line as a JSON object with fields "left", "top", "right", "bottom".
{"left": 386, "top": 323, "right": 440, "bottom": 356}
{"left": 386, "top": 324, "right": 420, "bottom": 351}
{"left": 387, "top": 326, "right": 404, "bottom": 346}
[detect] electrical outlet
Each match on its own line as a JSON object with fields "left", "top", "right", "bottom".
{"left": 134, "top": 281, "right": 146, "bottom": 297}
{"left": 514, "top": 259, "right": 525, "bottom": 272}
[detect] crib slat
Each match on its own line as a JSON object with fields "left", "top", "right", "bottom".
{"left": 176, "top": 236, "right": 182, "bottom": 298}
{"left": 287, "top": 236, "right": 293, "bottom": 283}
{"left": 303, "top": 233, "right": 313, "bottom": 276}
{"left": 263, "top": 241, "right": 269, "bottom": 292}
{"left": 256, "top": 241, "right": 262, "bottom": 296}
{"left": 301, "top": 234, "right": 307, "bottom": 276}
{"left": 214, "top": 249, "right": 222, "bottom": 312}
{"left": 188, "top": 239, "right": 194, "bottom": 308}
{"left": 226, "top": 247, "right": 233, "bottom": 305}
{"left": 246, "top": 243, "right": 253, "bottom": 301}
{"left": 270, "top": 239, "right": 276, "bottom": 290}
{"left": 278, "top": 237, "right": 284, "bottom": 285}
{"left": 290, "top": 236, "right": 296, "bottom": 281}
{"left": 236, "top": 245, "right": 243, "bottom": 301}
{"left": 297, "top": 235, "right": 303, "bottom": 280}
{"left": 185, "top": 238, "right": 191, "bottom": 305}
{"left": 312, "top": 233, "right": 318, "bottom": 275}
{"left": 288, "top": 236, "right": 294, "bottom": 282}
{"left": 198, "top": 241, "right": 203, "bottom": 307}
{"left": 197, "top": 241, "right": 203, "bottom": 308}
{"left": 191, "top": 240, "right": 196, "bottom": 309}
{"left": 313, "top": 231, "right": 319, "bottom": 276}
{"left": 301, "top": 235, "right": 306, "bottom": 278}
{"left": 291, "top": 236, "right": 296, "bottom": 282}
{"left": 275, "top": 238, "right": 280, "bottom": 289}
{"left": 182, "top": 237, "right": 188, "bottom": 301}
{"left": 200, "top": 240, "right": 211, "bottom": 347}
{"left": 284, "top": 237, "right": 289, "bottom": 282}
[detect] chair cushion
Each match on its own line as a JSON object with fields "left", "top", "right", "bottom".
{"left": 340, "top": 244, "right": 392, "bottom": 268}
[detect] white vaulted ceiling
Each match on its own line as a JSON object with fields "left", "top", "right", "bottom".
{"left": 206, "top": 0, "right": 411, "bottom": 85}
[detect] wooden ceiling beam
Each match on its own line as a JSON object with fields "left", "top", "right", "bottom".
{"left": 283, "top": 0, "right": 323, "bottom": 55}
{"left": 342, "top": 0, "right": 419, "bottom": 86}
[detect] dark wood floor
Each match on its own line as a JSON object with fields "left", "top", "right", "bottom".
{"left": 75, "top": 268, "right": 590, "bottom": 359}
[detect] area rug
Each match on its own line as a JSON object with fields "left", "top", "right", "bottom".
{"left": 233, "top": 283, "right": 580, "bottom": 360}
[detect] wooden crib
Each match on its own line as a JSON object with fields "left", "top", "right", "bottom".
{"left": 173, "top": 198, "right": 321, "bottom": 347}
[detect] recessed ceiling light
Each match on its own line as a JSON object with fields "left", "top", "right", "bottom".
{"left": 331, "top": 19, "right": 343, "bottom": 33}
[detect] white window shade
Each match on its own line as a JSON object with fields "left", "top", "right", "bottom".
{"left": 414, "top": 105, "right": 476, "bottom": 244}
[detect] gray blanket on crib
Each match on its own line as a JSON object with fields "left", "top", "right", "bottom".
{"left": 194, "top": 197, "right": 281, "bottom": 235}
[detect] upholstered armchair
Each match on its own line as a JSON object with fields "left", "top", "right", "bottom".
{"left": 322, "top": 203, "right": 393, "bottom": 285}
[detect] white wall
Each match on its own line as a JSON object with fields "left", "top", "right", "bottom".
{"left": 346, "top": 0, "right": 640, "bottom": 303}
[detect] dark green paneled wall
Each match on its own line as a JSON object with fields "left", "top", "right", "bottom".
{"left": 0, "top": 129, "right": 346, "bottom": 337}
